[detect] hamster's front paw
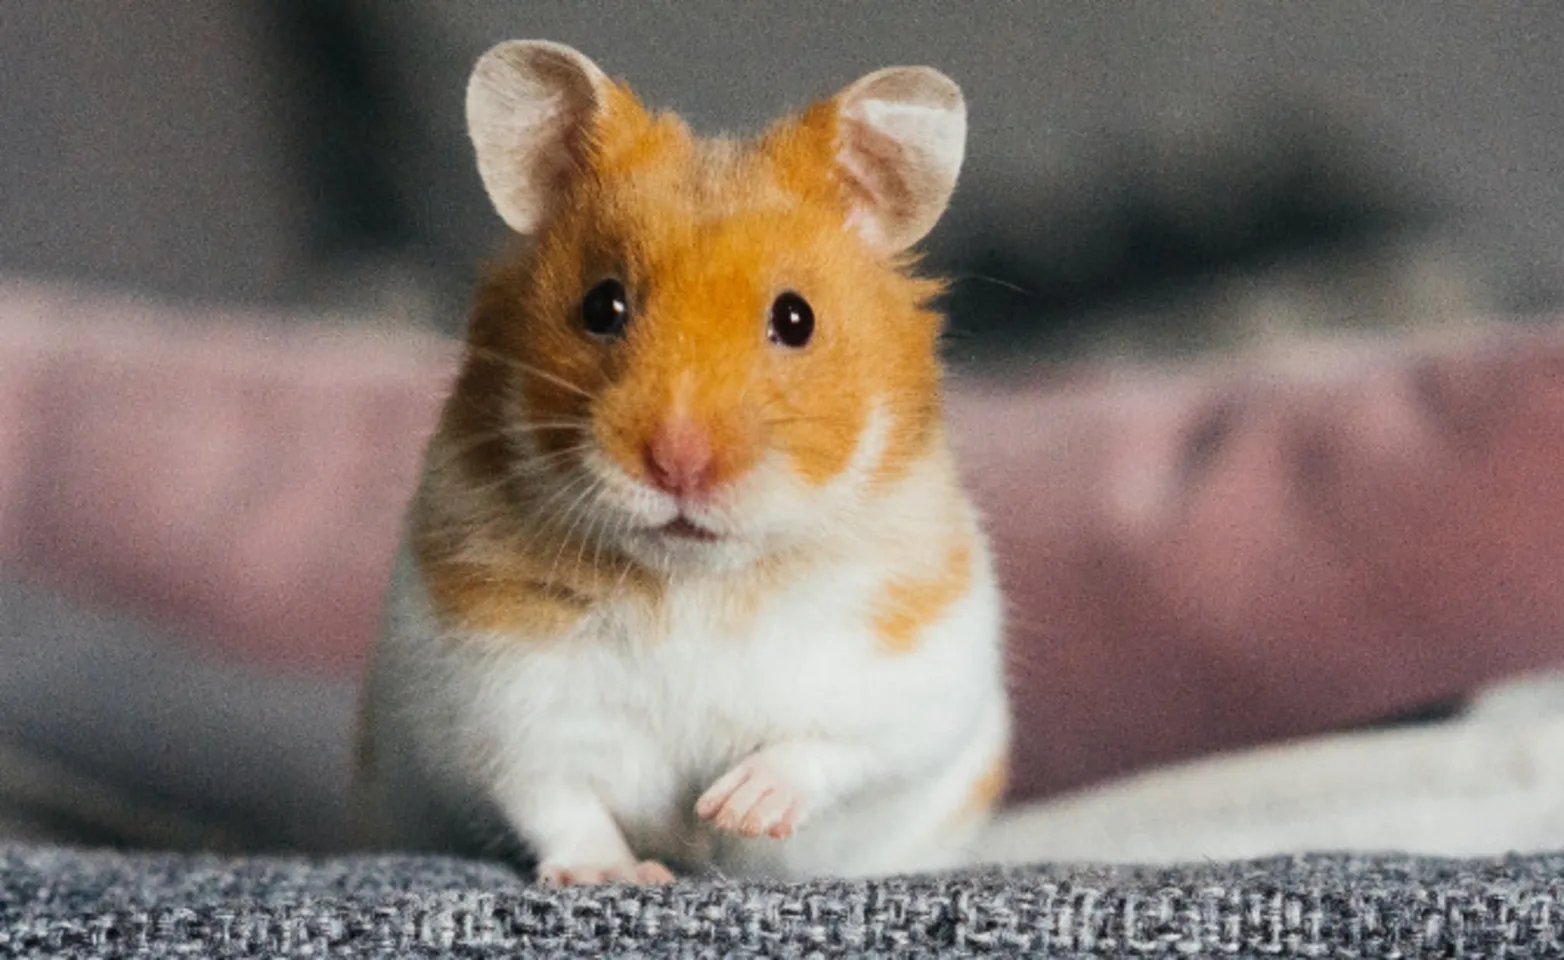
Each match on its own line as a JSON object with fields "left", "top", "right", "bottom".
{"left": 536, "top": 860, "right": 675, "bottom": 886}
{"left": 695, "top": 755, "right": 806, "bottom": 839}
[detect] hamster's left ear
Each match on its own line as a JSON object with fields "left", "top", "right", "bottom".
{"left": 831, "top": 67, "right": 967, "bottom": 254}
{"left": 465, "top": 40, "right": 609, "bottom": 235}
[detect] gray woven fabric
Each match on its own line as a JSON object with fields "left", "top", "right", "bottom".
{"left": 4, "top": 845, "right": 1564, "bottom": 957}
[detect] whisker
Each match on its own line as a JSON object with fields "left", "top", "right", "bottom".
{"left": 444, "top": 471, "right": 520, "bottom": 503}
{"left": 575, "top": 478, "right": 606, "bottom": 590}
{"left": 506, "top": 447, "right": 598, "bottom": 487}
{"left": 482, "top": 437, "right": 594, "bottom": 474}
{"left": 585, "top": 490, "right": 624, "bottom": 592}
{"left": 513, "top": 443, "right": 595, "bottom": 469}
{"left": 583, "top": 505, "right": 604, "bottom": 592}
{"left": 415, "top": 460, "right": 609, "bottom": 568}
{"left": 542, "top": 472, "right": 601, "bottom": 586}
{"left": 550, "top": 500, "right": 596, "bottom": 586}
{"left": 610, "top": 509, "right": 637, "bottom": 595}
{"left": 497, "top": 424, "right": 592, "bottom": 461}
{"left": 421, "top": 427, "right": 513, "bottom": 471}
{"left": 464, "top": 346, "right": 597, "bottom": 401}
{"left": 529, "top": 464, "right": 595, "bottom": 524}
{"left": 763, "top": 415, "right": 862, "bottom": 430}
{"left": 426, "top": 447, "right": 595, "bottom": 521}
{"left": 948, "top": 273, "right": 1034, "bottom": 296}
{"left": 449, "top": 470, "right": 533, "bottom": 506}
{"left": 425, "top": 433, "right": 596, "bottom": 494}
{"left": 505, "top": 420, "right": 594, "bottom": 434}
{"left": 420, "top": 415, "right": 586, "bottom": 470}
{"left": 509, "top": 471, "right": 587, "bottom": 575}
{"left": 445, "top": 441, "right": 592, "bottom": 496}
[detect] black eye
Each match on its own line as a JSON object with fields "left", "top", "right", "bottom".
{"left": 581, "top": 278, "right": 630, "bottom": 337}
{"left": 767, "top": 291, "right": 814, "bottom": 348}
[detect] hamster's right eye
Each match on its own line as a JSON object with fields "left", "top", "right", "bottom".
{"left": 581, "top": 279, "right": 631, "bottom": 337}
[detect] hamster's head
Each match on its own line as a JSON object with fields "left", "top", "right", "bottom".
{"left": 455, "top": 40, "right": 966, "bottom": 573}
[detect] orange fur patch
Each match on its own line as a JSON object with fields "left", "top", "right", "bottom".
{"left": 871, "top": 535, "right": 974, "bottom": 653}
{"left": 409, "top": 468, "right": 655, "bottom": 637}
{"left": 964, "top": 754, "right": 1009, "bottom": 814}
{"left": 417, "top": 556, "right": 593, "bottom": 637}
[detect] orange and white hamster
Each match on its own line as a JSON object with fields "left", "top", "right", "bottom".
{"left": 356, "top": 39, "right": 1009, "bottom": 884}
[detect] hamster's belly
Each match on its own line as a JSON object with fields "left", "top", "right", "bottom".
{"left": 463, "top": 619, "right": 852, "bottom": 875}
{"left": 443, "top": 550, "right": 1007, "bottom": 878}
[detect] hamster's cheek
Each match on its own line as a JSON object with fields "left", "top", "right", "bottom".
{"left": 754, "top": 400, "right": 894, "bottom": 532}
{"left": 723, "top": 455, "right": 864, "bottom": 548}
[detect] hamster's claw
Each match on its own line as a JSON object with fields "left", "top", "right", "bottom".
{"left": 537, "top": 860, "right": 675, "bottom": 886}
{"left": 696, "top": 757, "right": 805, "bottom": 840}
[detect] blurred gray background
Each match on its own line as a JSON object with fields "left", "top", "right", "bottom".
{"left": 3, "top": 2, "right": 1562, "bottom": 359}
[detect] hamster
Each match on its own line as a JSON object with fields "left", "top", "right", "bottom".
{"left": 355, "top": 39, "right": 1010, "bottom": 885}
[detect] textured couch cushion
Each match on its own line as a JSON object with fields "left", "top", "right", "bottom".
{"left": 3, "top": 846, "right": 1563, "bottom": 957}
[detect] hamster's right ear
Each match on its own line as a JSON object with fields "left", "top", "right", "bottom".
{"left": 466, "top": 40, "right": 608, "bottom": 235}
{"left": 830, "top": 66, "right": 967, "bottom": 254}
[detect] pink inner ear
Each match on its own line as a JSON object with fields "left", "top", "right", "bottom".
{"left": 836, "top": 113, "right": 914, "bottom": 252}
{"left": 532, "top": 99, "right": 586, "bottom": 202}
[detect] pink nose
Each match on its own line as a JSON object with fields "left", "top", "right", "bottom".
{"left": 644, "top": 420, "right": 715, "bottom": 498}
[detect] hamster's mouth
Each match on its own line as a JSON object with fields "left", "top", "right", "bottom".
{"left": 658, "top": 516, "right": 722, "bottom": 542}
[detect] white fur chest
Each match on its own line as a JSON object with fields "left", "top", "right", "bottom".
{"left": 384, "top": 538, "right": 1003, "bottom": 874}
{"left": 457, "top": 565, "right": 884, "bottom": 828}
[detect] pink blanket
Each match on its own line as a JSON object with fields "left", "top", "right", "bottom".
{"left": 5, "top": 279, "right": 1564, "bottom": 801}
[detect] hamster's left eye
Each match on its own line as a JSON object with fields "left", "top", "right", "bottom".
{"left": 581, "top": 278, "right": 631, "bottom": 337}
{"left": 767, "top": 291, "right": 814, "bottom": 348}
